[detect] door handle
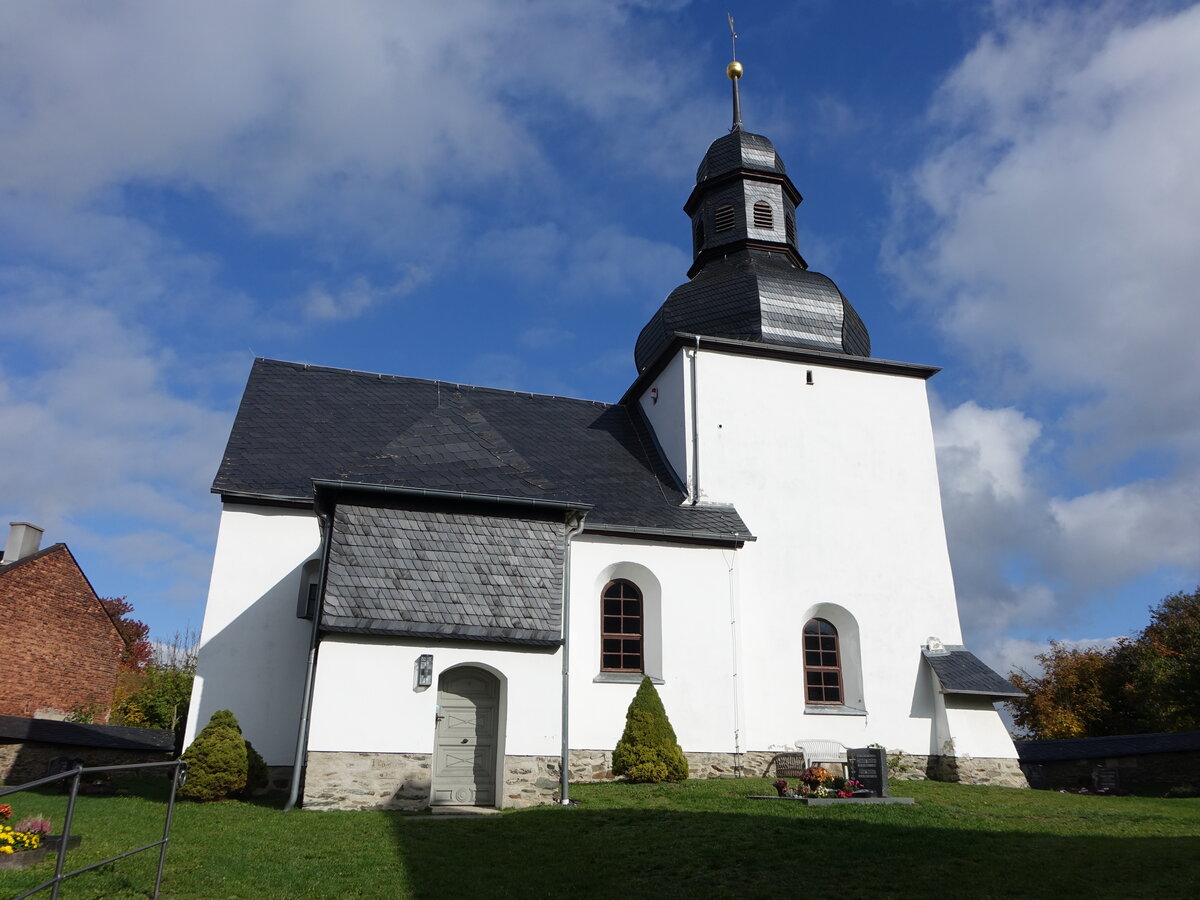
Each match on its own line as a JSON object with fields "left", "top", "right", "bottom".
{"left": 460, "top": 738, "right": 468, "bottom": 744}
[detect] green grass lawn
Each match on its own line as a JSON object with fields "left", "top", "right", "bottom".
{"left": 2, "top": 777, "right": 1197, "bottom": 899}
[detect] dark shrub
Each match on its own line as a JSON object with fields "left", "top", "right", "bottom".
{"left": 612, "top": 677, "right": 689, "bottom": 783}
{"left": 180, "top": 710, "right": 248, "bottom": 801}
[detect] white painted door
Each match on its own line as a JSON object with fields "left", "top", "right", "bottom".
{"left": 432, "top": 667, "right": 499, "bottom": 806}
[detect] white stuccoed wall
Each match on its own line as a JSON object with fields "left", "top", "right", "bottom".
{"left": 634, "top": 346, "right": 1017, "bottom": 760}
{"left": 306, "top": 636, "right": 561, "bottom": 757}
{"left": 184, "top": 504, "right": 320, "bottom": 763}
{"left": 566, "top": 535, "right": 740, "bottom": 753}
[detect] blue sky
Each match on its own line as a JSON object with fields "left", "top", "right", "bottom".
{"left": 2, "top": 0, "right": 1198, "bottom": 677}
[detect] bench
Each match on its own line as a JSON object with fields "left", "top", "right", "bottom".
{"left": 794, "top": 740, "right": 849, "bottom": 774}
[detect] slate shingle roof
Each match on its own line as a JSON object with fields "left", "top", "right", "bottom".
{"left": 214, "top": 358, "right": 751, "bottom": 542}
{"left": 634, "top": 250, "right": 871, "bottom": 373}
{"left": 923, "top": 648, "right": 1024, "bottom": 698}
{"left": 323, "top": 504, "right": 564, "bottom": 645}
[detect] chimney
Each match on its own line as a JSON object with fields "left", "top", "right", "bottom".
{"left": 2, "top": 522, "right": 45, "bottom": 564}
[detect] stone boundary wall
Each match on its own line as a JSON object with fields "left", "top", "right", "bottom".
{"left": 0, "top": 741, "right": 171, "bottom": 785}
{"left": 1022, "top": 750, "right": 1200, "bottom": 790}
{"left": 302, "top": 751, "right": 560, "bottom": 810}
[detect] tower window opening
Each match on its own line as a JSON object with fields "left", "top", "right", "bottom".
{"left": 753, "top": 201, "right": 773, "bottom": 230}
{"left": 785, "top": 213, "right": 795, "bottom": 246}
{"left": 693, "top": 217, "right": 705, "bottom": 254}
{"left": 714, "top": 204, "right": 735, "bottom": 232}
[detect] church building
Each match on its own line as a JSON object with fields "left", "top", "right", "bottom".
{"left": 186, "top": 60, "right": 1026, "bottom": 809}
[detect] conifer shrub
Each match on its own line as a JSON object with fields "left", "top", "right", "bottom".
{"left": 612, "top": 676, "right": 689, "bottom": 783}
{"left": 180, "top": 709, "right": 255, "bottom": 801}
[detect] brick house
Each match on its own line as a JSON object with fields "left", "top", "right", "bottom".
{"left": 0, "top": 522, "right": 124, "bottom": 720}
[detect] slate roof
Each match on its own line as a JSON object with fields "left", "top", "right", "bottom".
{"left": 323, "top": 504, "right": 564, "bottom": 645}
{"left": 635, "top": 250, "right": 870, "bottom": 373}
{"left": 696, "top": 131, "right": 787, "bottom": 182}
{"left": 923, "top": 648, "right": 1024, "bottom": 698}
{"left": 214, "top": 358, "right": 752, "bottom": 543}
{"left": 1016, "top": 730, "right": 1200, "bottom": 763}
{"left": 0, "top": 715, "right": 175, "bottom": 752}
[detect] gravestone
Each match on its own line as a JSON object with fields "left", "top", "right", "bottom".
{"left": 848, "top": 747, "right": 888, "bottom": 797}
{"left": 1091, "top": 765, "right": 1120, "bottom": 792}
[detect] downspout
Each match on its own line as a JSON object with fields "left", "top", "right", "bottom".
{"left": 559, "top": 510, "right": 588, "bottom": 805}
{"left": 688, "top": 335, "right": 701, "bottom": 505}
{"left": 283, "top": 506, "right": 334, "bottom": 812}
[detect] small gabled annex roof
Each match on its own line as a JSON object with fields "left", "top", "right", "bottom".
{"left": 215, "top": 358, "right": 752, "bottom": 545}
{"left": 923, "top": 647, "right": 1024, "bottom": 699}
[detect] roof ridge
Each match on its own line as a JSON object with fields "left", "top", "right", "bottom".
{"left": 255, "top": 357, "right": 615, "bottom": 408}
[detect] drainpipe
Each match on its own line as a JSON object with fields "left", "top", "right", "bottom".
{"left": 559, "top": 511, "right": 588, "bottom": 805}
{"left": 688, "top": 335, "right": 701, "bottom": 505}
{"left": 283, "top": 507, "right": 334, "bottom": 812}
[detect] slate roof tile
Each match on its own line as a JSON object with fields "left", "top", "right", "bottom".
{"left": 215, "top": 358, "right": 752, "bottom": 541}
{"left": 323, "top": 504, "right": 564, "bottom": 645}
{"left": 923, "top": 648, "right": 1024, "bottom": 698}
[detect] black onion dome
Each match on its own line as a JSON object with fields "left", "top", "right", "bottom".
{"left": 696, "top": 131, "right": 787, "bottom": 182}
{"left": 635, "top": 251, "right": 871, "bottom": 372}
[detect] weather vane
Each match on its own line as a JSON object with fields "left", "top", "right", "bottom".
{"left": 726, "top": 13, "right": 744, "bottom": 132}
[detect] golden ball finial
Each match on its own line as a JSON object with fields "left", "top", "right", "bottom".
{"left": 726, "top": 60, "right": 743, "bottom": 80}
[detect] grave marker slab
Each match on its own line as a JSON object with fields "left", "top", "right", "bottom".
{"left": 848, "top": 747, "right": 888, "bottom": 797}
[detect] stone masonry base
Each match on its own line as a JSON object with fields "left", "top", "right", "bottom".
{"left": 572, "top": 749, "right": 1028, "bottom": 788}
{"left": 299, "top": 747, "right": 1027, "bottom": 810}
{"left": 302, "top": 751, "right": 560, "bottom": 811}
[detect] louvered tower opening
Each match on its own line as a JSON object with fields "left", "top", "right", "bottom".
{"left": 714, "top": 204, "right": 735, "bottom": 232}
{"left": 753, "top": 201, "right": 773, "bottom": 230}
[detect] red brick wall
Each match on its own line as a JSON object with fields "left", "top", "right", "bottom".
{"left": 0, "top": 546, "right": 124, "bottom": 719}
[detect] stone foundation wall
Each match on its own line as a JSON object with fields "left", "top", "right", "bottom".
{"left": 886, "top": 751, "right": 1028, "bottom": 788}
{"left": 302, "top": 751, "right": 561, "bottom": 810}
{"left": 0, "top": 740, "right": 171, "bottom": 785}
{"left": 570, "top": 749, "right": 806, "bottom": 782}
{"left": 501, "top": 756, "right": 560, "bottom": 808}
{"left": 299, "top": 746, "right": 1029, "bottom": 810}
{"left": 303, "top": 751, "right": 433, "bottom": 810}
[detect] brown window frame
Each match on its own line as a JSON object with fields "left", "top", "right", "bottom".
{"left": 600, "top": 579, "right": 644, "bottom": 673}
{"left": 803, "top": 618, "right": 843, "bottom": 705}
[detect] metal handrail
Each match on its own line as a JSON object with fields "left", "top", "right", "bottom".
{"left": 0, "top": 758, "right": 186, "bottom": 900}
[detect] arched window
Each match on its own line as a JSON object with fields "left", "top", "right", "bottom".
{"left": 714, "top": 204, "right": 735, "bottom": 232}
{"left": 601, "top": 579, "right": 643, "bottom": 672}
{"left": 803, "top": 618, "right": 842, "bottom": 704}
{"left": 753, "top": 200, "right": 773, "bottom": 230}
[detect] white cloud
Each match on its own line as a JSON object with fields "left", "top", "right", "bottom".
{"left": 896, "top": 2, "right": 1200, "bottom": 463}
{"left": 897, "top": 3, "right": 1200, "bottom": 646}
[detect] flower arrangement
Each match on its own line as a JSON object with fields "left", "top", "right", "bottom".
{"left": 0, "top": 804, "right": 48, "bottom": 855}
{"left": 800, "top": 766, "right": 833, "bottom": 786}
{"left": 837, "top": 779, "right": 865, "bottom": 798}
{"left": 771, "top": 779, "right": 789, "bottom": 797}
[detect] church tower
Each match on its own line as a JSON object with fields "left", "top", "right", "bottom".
{"left": 626, "top": 56, "right": 1025, "bottom": 779}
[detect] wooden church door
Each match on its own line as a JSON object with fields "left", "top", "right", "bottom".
{"left": 432, "top": 666, "right": 499, "bottom": 806}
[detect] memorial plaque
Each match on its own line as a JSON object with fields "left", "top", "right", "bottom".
{"left": 1092, "top": 766, "right": 1120, "bottom": 792}
{"left": 848, "top": 747, "right": 888, "bottom": 797}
